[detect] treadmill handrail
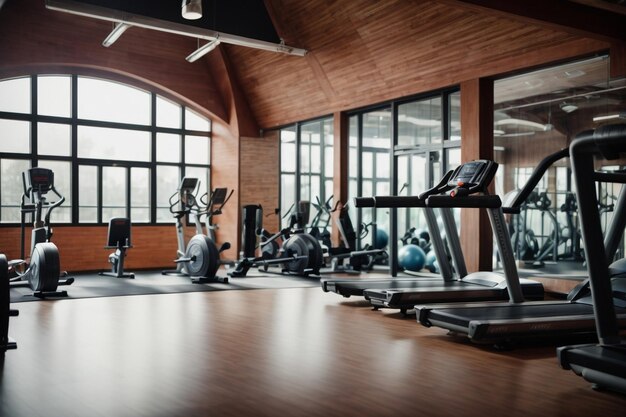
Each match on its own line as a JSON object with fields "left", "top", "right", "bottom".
{"left": 426, "top": 194, "right": 502, "bottom": 209}
{"left": 353, "top": 170, "right": 455, "bottom": 209}
{"left": 570, "top": 123, "right": 626, "bottom": 344}
{"left": 506, "top": 147, "right": 569, "bottom": 210}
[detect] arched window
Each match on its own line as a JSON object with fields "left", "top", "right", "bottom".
{"left": 0, "top": 74, "right": 212, "bottom": 224}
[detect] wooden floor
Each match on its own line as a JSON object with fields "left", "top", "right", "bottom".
{"left": 2, "top": 286, "right": 626, "bottom": 417}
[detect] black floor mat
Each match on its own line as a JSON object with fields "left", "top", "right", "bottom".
{"left": 9, "top": 269, "right": 322, "bottom": 302}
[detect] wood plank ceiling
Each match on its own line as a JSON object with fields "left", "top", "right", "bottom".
{"left": 224, "top": 0, "right": 611, "bottom": 129}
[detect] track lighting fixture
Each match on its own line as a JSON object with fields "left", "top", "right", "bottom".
{"left": 182, "top": 0, "right": 202, "bottom": 20}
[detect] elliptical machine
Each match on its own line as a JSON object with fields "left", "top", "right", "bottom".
{"left": 227, "top": 204, "right": 311, "bottom": 278}
{"left": 161, "top": 178, "right": 230, "bottom": 284}
{"left": 9, "top": 168, "right": 74, "bottom": 298}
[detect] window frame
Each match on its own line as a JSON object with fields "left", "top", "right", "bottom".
{"left": 0, "top": 74, "right": 212, "bottom": 225}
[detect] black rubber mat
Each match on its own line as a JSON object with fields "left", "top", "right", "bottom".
{"left": 9, "top": 268, "right": 321, "bottom": 302}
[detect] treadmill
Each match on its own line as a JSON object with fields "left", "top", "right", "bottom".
{"left": 320, "top": 170, "right": 468, "bottom": 298}
{"left": 416, "top": 137, "right": 626, "bottom": 347}
{"left": 364, "top": 159, "right": 544, "bottom": 313}
{"left": 557, "top": 124, "right": 626, "bottom": 394}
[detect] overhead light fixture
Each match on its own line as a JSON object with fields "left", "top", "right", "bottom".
{"left": 102, "top": 22, "right": 130, "bottom": 47}
{"left": 560, "top": 102, "right": 578, "bottom": 113}
{"left": 182, "top": 0, "right": 202, "bottom": 20}
{"left": 186, "top": 37, "right": 220, "bottom": 62}
{"left": 45, "top": 0, "right": 307, "bottom": 57}
{"left": 593, "top": 113, "right": 626, "bottom": 122}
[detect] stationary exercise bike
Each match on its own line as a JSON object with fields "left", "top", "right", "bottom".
{"left": 162, "top": 178, "right": 231, "bottom": 283}
{"left": 99, "top": 217, "right": 134, "bottom": 279}
{"left": 9, "top": 168, "right": 74, "bottom": 298}
{"left": 1, "top": 254, "right": 18, "bottom": 354}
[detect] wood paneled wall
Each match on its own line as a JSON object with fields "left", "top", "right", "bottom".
{"left": 232, "top": 0, "right": 610, "bottom": 129}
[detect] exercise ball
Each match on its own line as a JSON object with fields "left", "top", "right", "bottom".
{"left": 425, "top": 251, "right": 438, "bottom": 273}
{"left": 374, "top": 229, "right": 389, "bottom": 249}
{"left": 398, "top": 244, "right": 426, "bottom": 272}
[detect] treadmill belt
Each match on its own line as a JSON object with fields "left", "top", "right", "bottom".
{"left": 428, "top": 302, "right": 595, "bottom": 328}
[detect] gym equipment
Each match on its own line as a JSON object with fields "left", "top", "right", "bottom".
{"left": 364, "top": 160, "right": 544, "bottom": 314}
{"left": 416, "top": 146, "right": 626, "bottom": 347}
{"left": 260, "top": 201, "right": 324, "bottom": 277}
{"left": 162, "top": 178, "right": 230, "bottom": 284}
{"left": 397, "top": 244, "right": 426, "bottom": 272}
{"left": 227, "top": 204, "right": 309, "bottom": 278}
{"left": 9, "top": 168, "right": 74, "bottom": 298}
{"left": 99, "top": 217, "right": 134, "bottom": 279}
{"left": 1, "top": 254, "right": 18, "bottom": 353}
{"left": 425, "top": 251, "right": 438, "bottom": 273}
{"left": 320, "top": 170, "right": 467, "bottom": 299}
{"left": 313, "top": 197, "right": 388, "bottom": 274}
{"left": 558, "top": 124, "right": 626, "bottom": 394}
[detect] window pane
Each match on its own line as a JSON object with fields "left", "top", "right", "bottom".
{"left": 78, "top": 77, "right": 150, "bottom": 125}
{"left": 363, "top": 109, "right": 391, "bottom": 148}
{"left": 102, "top": 166, "right": 127, "bottom": 220}
{"left": 38, "top": 122, "right": 71, "bottom": 156}
{"left": 157, "top": 165, "right": 180, "bottom": 222}
{"left": 131, "top": 167, "right": 150, "bottom": 222}
{"left": 185, "top": 108, "right": 210, "bottom": 132}
{"left": 362, "top": 152, "right": 373, "bottom": 178}
{"left": 157, "top": 96, "right": 181, "bottom": 128}
{"left": 38, "top": 76, "right": 71, "bottom": 117}
{"left": 324, "top": 146, "right": 333, "bottom": 178}
{"left": 78, "top": 126, "right": 151, "bottom": 162}
{"left": 281, "top": 141, "right": 296, "bottom": 172}
{"left": 38, "top": 160, "right": 71, "bottom": 223}
{"left": 281, "top": 174, "right": 295, "bottom": 225}
{"left": 300, "top": 143, "right": 310, "bottom": 172}
{"left": 79, "top": 165, "right": 98, "bottom": 223}
{"left": 310, "top": 145, "right": 321, "bottom": 173}
{"left": 157, "top": 133, "right": 181, "bottom": 163}
{"left": 0, "top": 119, "right": 30, "bottom": 153}
{"left": 398, "top": 97, "right": 442, "bottom": 147}
{"left": 0, "top": 77, "right": 30, "bottom": 113}
{"left": 449, "top": 91, "right": 461, "bottom": 141}
{"left": 185, "top": 135, "right": 210, "bottom": 165}
{"left": 1, "top": 159, "right": 31, "bottom": 222}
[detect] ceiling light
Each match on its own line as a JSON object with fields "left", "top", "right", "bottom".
{"left": 182, "top": 0, "right": 202, "bottom": 20}
{"left": 102, "top": 22, "right": 130, "bottom": 47}
{"left": 560, "top": 102, "right": 578, "bottom": 113}
{"left": 186, "top": 38, "right": 220, "bottom": 62}
{"left": 45, "top": 0, "right": 307, "bottom": 56}
{"left": 593, "top": 113, "right": 626, "bottom": 122}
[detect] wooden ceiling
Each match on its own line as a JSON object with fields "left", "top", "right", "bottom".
{"left": 223, "top": 0, "right": 618, "bottom": 129}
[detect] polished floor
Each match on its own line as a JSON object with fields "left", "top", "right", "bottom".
{"left": 2, "top": 286, "right": 626, "bottom": 417}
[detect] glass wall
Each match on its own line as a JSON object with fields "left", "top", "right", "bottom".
{"left": 0, "top": 74, "right": 212, "bottom": 224}
{"left": 493, "top": 55, "right": 626, "bottom": 267}
{"left": 346, "top": 89, "right": 461, "bottom": 274}
{"left": 279, "top": 117, "right": 333, "bottom": 229}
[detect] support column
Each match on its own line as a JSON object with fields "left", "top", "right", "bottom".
{"left": 460, "top": 78, "right": 494, "bottom": 272}
{"left": 331, "top": 111, "right": 349, "bottom": 247}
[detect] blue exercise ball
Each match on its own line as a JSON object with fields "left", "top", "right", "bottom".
{"left": 425, "top": 251, "right": 438, "bottom": 273}
{"left": 398, "top": 244, "right": 426, "bottom": 272}
{"left": 374, "top": 229, "right": 389, "bottom": 249}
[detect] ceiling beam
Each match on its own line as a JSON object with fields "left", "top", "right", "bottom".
{"left": 436, "top": 0, "right": 626, "bottom": 43}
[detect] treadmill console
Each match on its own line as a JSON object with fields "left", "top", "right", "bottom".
{"left": 448, "top": 160, "right": 498, "bottom": 197}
